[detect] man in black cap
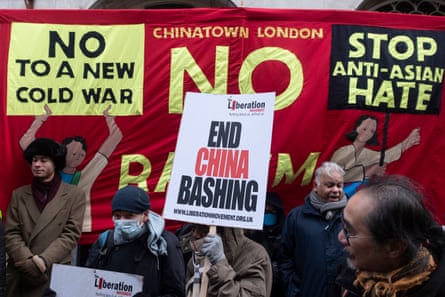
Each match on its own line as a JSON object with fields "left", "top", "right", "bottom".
{"left": 85, "top": 185, "right": 185, "bottom": 297}
{"left": 5, "top": 138, "right": 86, "bottom": 297}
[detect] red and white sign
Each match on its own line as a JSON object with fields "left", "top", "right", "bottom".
{"left": 50, "top": 264, "right": 143, "bottom": 297}
{"left": 164, "top": 92, "right": 275, "bottom": 229}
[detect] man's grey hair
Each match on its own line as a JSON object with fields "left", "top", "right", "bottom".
{"left": 314, "top": 162, "right": 345, "bottom": 185}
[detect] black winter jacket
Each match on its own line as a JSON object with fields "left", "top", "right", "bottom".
{"left": 85, "top": 229, "right": 185, "bottom": 297}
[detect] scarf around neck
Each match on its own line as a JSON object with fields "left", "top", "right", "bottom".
{"left": 146, "top": 211, "right": 168, "bottom": 256}
{"left": 309, "top": 190, "right": 347, "bottom": 220}
{"left": 31, "top": 173, "right": 62, "bottom": 212}
{"left": 354, "top": 246, "right": 437, "bottom": 297}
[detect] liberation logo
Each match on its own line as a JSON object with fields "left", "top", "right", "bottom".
{"left": 94, "top": 275, "right": 134, "bottom": 296}
{"left": 227, "top": 98, "right": 266, "bottom": 113}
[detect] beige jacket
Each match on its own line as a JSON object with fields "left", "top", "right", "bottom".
{"left": 186, "top": 227, "right": 272, "bottom": 297}
{"left": 5, "top": 182, "right": 85, "bottom": 297}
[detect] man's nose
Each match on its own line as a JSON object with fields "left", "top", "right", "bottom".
{"left": 338, "top": 229, "right": 348, "bottom": 246}
{"left": 333, "top": 185, "right": 343, "bottom": 193}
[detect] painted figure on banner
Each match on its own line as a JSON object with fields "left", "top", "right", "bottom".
{"left": 19, "top": 104, "right": 123, "bottom": 233}
{"left": 330, "top": 114, "right": 420, "bottom": 197}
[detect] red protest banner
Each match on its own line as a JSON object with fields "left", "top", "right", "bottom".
{"left": 1, "top": 8, "right": 444, "bottom": 243}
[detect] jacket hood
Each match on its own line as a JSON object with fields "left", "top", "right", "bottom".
{"left": 219, "top": 227, "right": 246, "bottom": 262}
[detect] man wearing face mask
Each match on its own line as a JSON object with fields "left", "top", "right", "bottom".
{"left": 85, "top": 185, "right": 185, "bottom": 297}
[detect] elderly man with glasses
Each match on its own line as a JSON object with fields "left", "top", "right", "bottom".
{"left": 331, "top": 175, "right": 445, "bottom": 297}
{"left": 280, "top": 161, "right": 347, "bottom": 297}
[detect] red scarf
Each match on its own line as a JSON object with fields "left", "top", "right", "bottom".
{"left": 31, "top": 174, "right": 62, "bottom": 212}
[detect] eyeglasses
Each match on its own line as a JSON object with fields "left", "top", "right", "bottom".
{"left": 341, "top": 213, "right": 373, "bottom": 245}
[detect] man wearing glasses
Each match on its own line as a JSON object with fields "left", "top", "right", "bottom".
{"left": 280, "top": 161, "right": 347, "bottom": 297}
{"left": 331, "top": 175, "right": 445, "bottom": 297}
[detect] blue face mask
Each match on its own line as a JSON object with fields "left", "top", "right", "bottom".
{"left": 263, "top": 213, "right": 278, "bottom": 226}
{"left": 113, "top": 218, "right": 145, "bottom": 242}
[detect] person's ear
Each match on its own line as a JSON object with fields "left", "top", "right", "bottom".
{"left": 385, "top": 239, "right": 408, "bottom": 258}
{"left": 142, "top": 210, "right": 149, "bottom": 222}
{"left": 313, "top": 180, "right": 318, "bottom": 191}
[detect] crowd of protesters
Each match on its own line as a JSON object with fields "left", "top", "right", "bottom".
{"left": 1, "top": 139, "right": 445, "bottom": 297}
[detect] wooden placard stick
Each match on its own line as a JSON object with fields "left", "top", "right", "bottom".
{"left": 199, "top": 225, "right": 216, "bottom": 297}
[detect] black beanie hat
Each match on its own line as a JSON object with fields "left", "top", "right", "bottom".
{"left": 112, "top": 185, "right": 151, "bottom": 213}
{"left": 23, "top": 138, "right": 67, "bottom": 171}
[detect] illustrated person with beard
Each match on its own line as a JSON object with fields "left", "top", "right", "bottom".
{"left": 280, "top": 161, "right": 347, "bottom": 297}
{"left": 85, "top": 185, "right": 185, "bottom": 297}
{"left": 331, "top": 175, "right": 445, "bottom": 297}
{"left": 5, "top": 138, "right": 86, "bottom": 297}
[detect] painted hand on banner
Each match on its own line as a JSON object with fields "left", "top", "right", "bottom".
{"left": 19, "top": 104, "right": 52, "bottom": 151}
{"left": 401, "top": 128, "right": 421, "bottom": 152}
{"left": 103, "top": 104, "right": 114, "bottom": 128}
{"left": 98, "top": 105, "right": 123, "bottom": 159}
{"left": 38, "top": 104, "right": 52, "bottom": 123}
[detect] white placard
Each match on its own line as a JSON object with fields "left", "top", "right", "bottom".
{"left": 164, "top": 92, "right": 275, "bottom": 229}
{"left": 50, "top": 264, "right": 144, "bottom": 297}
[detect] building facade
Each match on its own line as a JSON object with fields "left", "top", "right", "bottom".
{"left": 0, "top": 0, "right": 361, "bottom": 10}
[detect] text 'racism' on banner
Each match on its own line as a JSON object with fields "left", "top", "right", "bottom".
{"left": 163, "top": 92, "right": 275, "bottom": 230}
